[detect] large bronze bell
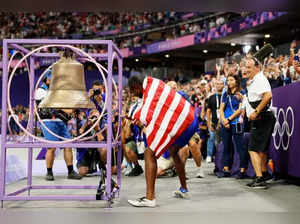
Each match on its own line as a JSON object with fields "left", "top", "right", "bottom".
{"left": 39, "top": 52, "right": 95, "bottom": 109}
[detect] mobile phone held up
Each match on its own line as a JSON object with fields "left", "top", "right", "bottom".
{"left": 294, "top": 55, "right": 299, "bottom": 62}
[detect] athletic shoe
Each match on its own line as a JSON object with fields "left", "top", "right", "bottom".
{"left": 246, "top": 178, "right": 256, "bottom": 187}
{"left": 67, "top": 170, "right": 82, "bottom": 180}
{"left": 45, "top": 173, "right": 54, "bottom": 181}
{"left": 206, "top": 156, "right": 212, "bottom": 163}
{"left": 196, "top": 167, "right": 205, "bottom": 178}
{"left": 124, "top": 164, "right": 133, "bottom": 176}
{"left": 236, "top": 171, "right": 247, "bottom": 179}
{"left": 223, "top": 170, "right": 231, "bottom": 177}
{"left": 128, "top": 197, "right": 156, "bottom": 207}
{"left": 263, "top": 172, "right": 273, "bottom": 182}
{"left": 173, "top": 187, "right": 190, "bottom": 199}
{"left": 128, "top": 165, "right": 143, "bottom": 176}
{"left": 121, "top": 160, "right": 128, "bottom": 173}
{"left": 247, "top": 177, "right": 268, "bottom": 189}
{"left": 216, "top": 170, "right": 231, "bottom": 178}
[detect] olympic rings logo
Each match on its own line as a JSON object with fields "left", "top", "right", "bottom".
{"left": 272, "top": 106, "right": 294, "bottom": 151}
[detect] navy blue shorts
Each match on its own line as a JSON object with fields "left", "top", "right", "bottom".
{"left": 173, "top": 112, "right": 199, "bottom": 148}
{"left": 41, "top": 120, "right": 71, "bottom": 141}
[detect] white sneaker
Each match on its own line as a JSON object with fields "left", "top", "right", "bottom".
{"left": 206, "top": 156, "right": 212, "bottom": 163}
{"left": 128, "top": 197, "right": 156, "bottom": 207}
{"left": 124, "top": 164, "right": 133, "bottom": 176}
{"left": 173, "top": 187, "right": 190, "bottom": 199}
{"left": 196, "top": 167, "right": 205, "bottom": 178}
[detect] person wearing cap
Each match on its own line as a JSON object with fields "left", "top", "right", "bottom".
{"left": 242, "top": 44, "right": 276, "bottom": 189}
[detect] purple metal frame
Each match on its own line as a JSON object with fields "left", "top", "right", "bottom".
{"left": 0, "top": 39, "right": 123, "bottom": 208}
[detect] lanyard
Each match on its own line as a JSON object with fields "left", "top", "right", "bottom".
{"left": 216, "top": 94, "right": 220, "bottom": 109}
{"left": 228, "top": 94, "right": 235, "bottom": 113}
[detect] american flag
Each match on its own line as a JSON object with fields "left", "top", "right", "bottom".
{"left": 131, "top": 77, "right": 195, "bottom": 158}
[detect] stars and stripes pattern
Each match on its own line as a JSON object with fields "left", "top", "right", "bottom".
{"left": 131, "top": 77, "right": 195, "bottom": 158}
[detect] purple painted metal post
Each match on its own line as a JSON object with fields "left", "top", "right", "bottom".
{"left": 0, "top": 40, "right": 9, "bottom": 208}
{"left": 7, "top": 187, "right": 31, "bottom": 196}
{"left": 27, "top": 56, "right": 35, "bottom": 195}
{"left": 117, "top": 56, "right": 123, "bottom": 189}
{"left": 106, "top": 42, "right": 113, "bottom": 206}
{"left": 6, "top": 141, "right": 118, "bottom": 148}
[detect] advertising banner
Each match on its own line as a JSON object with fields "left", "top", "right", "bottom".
{"left": 269, "top": 82, "right": 300, "bottom": 178}
{"left": 146, "top": 34, "right": 195, "bottom": 54}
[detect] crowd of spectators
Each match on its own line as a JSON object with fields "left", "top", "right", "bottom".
{"left": 0, "top": 12, "right": 195, "bottom": 40}
{"left": 0, "top": 12, "right": 233, "bottom": 61}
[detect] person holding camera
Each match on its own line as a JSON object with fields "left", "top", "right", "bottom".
{"left": 35, "top": 71, "right": 81, "bottom": 181}
{"left": 76, "top": 109, "right": 108, "bottom": 176}
{"left": 219, "top": 75, "right": 249, "bottom": 179}
{"left": 121, "top": 116, "right": 144, "bottom": 177}
{"left": 89, "top": 80, "right": 105, "bottom": 112}
{"left": 78, "top": 80, "right": 119, "bottom": 176}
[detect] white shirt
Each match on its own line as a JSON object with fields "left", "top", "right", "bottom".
{"left": 244, "top": 71, "right": 272, "bottom": 116}
{"left": 241, "top": 96, "right": 254, "bottom": 117}
{"left": 247, "top": 71, "right": 271, "bottom": 102}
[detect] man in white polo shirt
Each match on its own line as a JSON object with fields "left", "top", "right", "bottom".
{"left": 242, "top": 44, "right": 276, "bottom": 189}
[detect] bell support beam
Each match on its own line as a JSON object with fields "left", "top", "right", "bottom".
{"left": 6, "top": 39, "right": 112, "bottom": 45}
{"left": 112, "top": 43, "right": 122, "bottom": 59}
{"left": 33, "top": 52, "right": 108, "bottom": 59}
{"left": 5, "top": 141, "right": 121, "bottom": 148}
{"left": 9, "top": 44, "right": 30, "bottom": 54}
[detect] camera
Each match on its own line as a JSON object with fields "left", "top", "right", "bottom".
{"left": 93, "top": 89, "right": 101, "bottom": 96}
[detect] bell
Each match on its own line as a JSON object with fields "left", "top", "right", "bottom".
{"left": 39, "top": 53, "right": 95, "bottom": 109}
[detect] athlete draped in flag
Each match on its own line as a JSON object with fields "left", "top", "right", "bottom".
{"left": 127, "top": 76, "right": 199, "bottom": 207}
